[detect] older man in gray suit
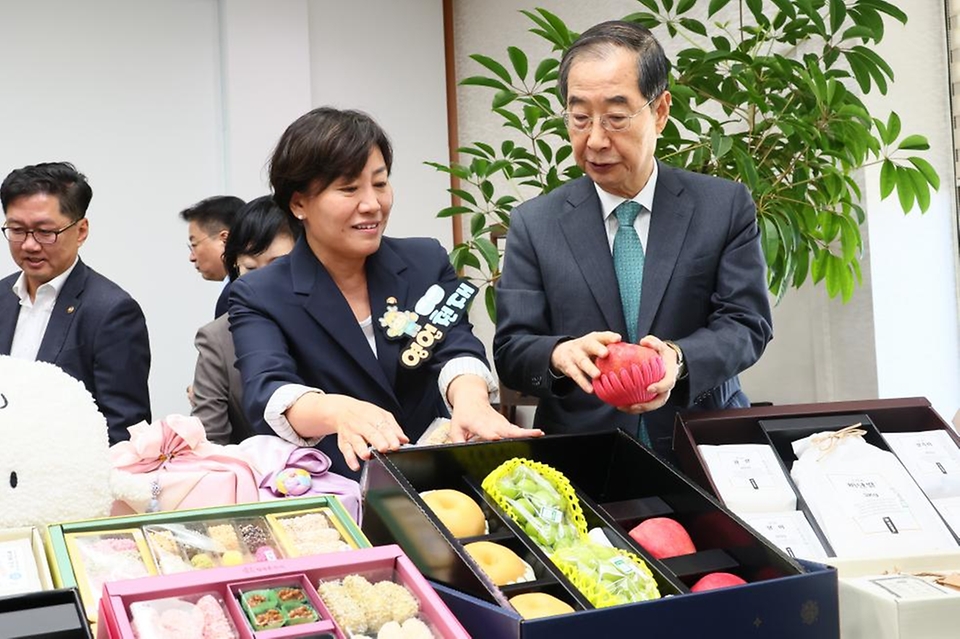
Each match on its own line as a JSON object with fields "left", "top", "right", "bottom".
{"left": 493, "top": 20, "right": 773, "bottom": 461}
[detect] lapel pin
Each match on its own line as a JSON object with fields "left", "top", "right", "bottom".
{"left": 66, "top": 306, "right": 75, "bottom": 314}
{"left": 377, "top": 281, "right": 479, "bottom": 369}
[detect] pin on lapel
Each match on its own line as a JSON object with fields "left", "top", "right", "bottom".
{"left": 66, "top": 306, "right": 75, "bottom": 314}
{"left": 376, "top": 281, "right": 479, "bottom": 369}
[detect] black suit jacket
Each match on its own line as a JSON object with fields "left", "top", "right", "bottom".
{"left": 494, "top": 164, "right": 773, "bottom": 456}
{"left": 0, "top": 259, "right": 152, "bottom": 443}
{"left": 229, "top": 235, "right": 489, "bottom": 478}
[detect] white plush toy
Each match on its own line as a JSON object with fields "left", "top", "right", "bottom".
{"left": 0, "top": 355, "right": 150, "bottom": 527}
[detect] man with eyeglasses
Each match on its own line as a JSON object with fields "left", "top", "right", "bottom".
{"left": 0, "top": 162, "right": 151, "bottom": 444}
{"left": 494, "top": 21, "right": 773, "bottom": 463}
{"left": 179, "top": 195, "right": 245, "bottom": 318}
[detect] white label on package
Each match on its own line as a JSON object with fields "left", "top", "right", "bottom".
{"left": 539, "top": 506, "right": 563, "bottom": 524}
{"left": 869, "top": 575, "right": 954, "bottom": 599}
{"left": 885, "top": 430, "right": 960, "bottom": 501}
{"left": 743, "top": 511, "right": 829, "bottom": 560}
{"left": 0, "top": 537, "right": 43, "bottom": 596}
{"left": 698, "top": 444, "right": 796, "bottom": 513}
{"left": 826, "top": 473, "right": 920, "bottom": 535}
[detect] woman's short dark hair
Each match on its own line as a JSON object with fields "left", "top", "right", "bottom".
{"left": 0, "top": 161, "right": 93, "bottom": 221}
{"left": 223, "top": 195, "right": 302, "bottom": 280}
{"left": 558, "top": 20, "right": 671, "bottom": 106}
{"left": 270, "top": 107, "right": 393, "bottom": 215}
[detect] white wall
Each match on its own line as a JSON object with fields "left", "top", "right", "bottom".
{"left": 452, "top": 0, "right": 960, "bottom": 422}
{"left": 0, "top": 0, "right": 452, "bottom": 419}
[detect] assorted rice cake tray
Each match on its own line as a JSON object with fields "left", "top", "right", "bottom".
{"left": 96, "top": 545, "right": 469, "bottom": 638}
{"left": 46, "top": 496, "right": 366, "bottom": 622}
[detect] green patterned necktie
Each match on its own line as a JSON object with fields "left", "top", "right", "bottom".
{"left": 613, "top": 200, "right": 644, "bottom": 345}
{"left": 612, "top": 200, "right": 651, "bottom": 447}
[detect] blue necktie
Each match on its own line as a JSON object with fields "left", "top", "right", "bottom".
{"left": 613, "top": 201, "right": 644, "bottom": 345}
{"left": 612, "top": 200, "right": 651, "bottom": 447}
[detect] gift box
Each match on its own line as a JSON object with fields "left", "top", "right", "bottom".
{"left": 361, "top": 431, "right": 839, "bottom": 638}
{"left": 0, "top": 587, "right": 91, "bottom": 638}
{"left": 46, "top": 495, "right": 366, "bottom": 624}
{"left": 674, "top": 397, "right": 960, "bottom": 560}
{"left": 834, "top": 551, "right": 960, "bottom": 639}
{"left": 96, "top": 545, "right": 469, "bottom": 638}
{"left": 0, "top": 527, "right": 54, "bottom": 597}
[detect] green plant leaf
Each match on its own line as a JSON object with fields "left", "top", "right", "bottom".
{"left": 907, "top": 156, "right": 941, "bottom": 190}
{"left": 859, "top": 0, "right": 907, "bottom": 23}
{"left": 461, "top": 76, "right": 509, "bottom": 91}
{"left": 484, "top": 286, "right": 497, "bottom": 324}
{"left": 438, "top": 205, "right": 474, "bottom": 218}
{"left": 679, "top": 18, "right": 707, "bottom": 36}
{"left": 475, "top": 236, "right": 501, "bottom": 273}
{"left": 895, "top": 165, "right": 916, "bottom": 212}
{"left": 677, "top": 0, "right": 697, "bottom": 14}
{"left": 760, "top": 216, "right": 780, "bottom": 263}
{"left": 885, "top": 111, "right": 901, "bottom": 145}
{"left": 494, "top": 107, "right": 523, "bottom": 130}
{"left": 905, "top": 167, "right": 932, "bottom": 212}
{"left": 480, "top": 180, "right": 495, "bottom": 202}
{"left": 707, "top": 0, "right": 733, "bottom": 17}
{"left": 470, "top": 54, "right": 512, "bottom": 83}
{"left": 825, "top": 254, "right": 841, "bottom": 298}
{"left": 829, "top": 0, "right": 847, "bottom": 32}
{"left": 534, "top": 58, "right": 560, "bottom": 83}
{"left": 450, "top": 188, "right": 477, "bottom": 206}
{"left": 523, "top": 104, "right": 542, "bottom": 127}
{"left": 879, "top": 159, "right": 897, "bottom": 199}
{"left": 635, "top": 0, "right": 662, "bottom": 13}
{"left": 475, "top": 142, "right": 496, "bottom": 157}
{"left": 539, "top": 8, "right": 574, "bottom": 47}
{"left": 838, "top": 216, "right": 861, "bottom": 262}
{"left": 897, "top": 134, "right": 930, "bottom": 151}
{"left": 840, "top": 262, "right": 855, "bottom": 302}
{"left": 470, "top": 212, "right": 486, "bottom": 236}
{"left": 841, "top": 25, "right": 878, "bottom": 42}
{"left": 492, "top": 90, "right": 517, "bottom": 109}
{"left": 507, "top": 46, "right": 528, "bottom": 81}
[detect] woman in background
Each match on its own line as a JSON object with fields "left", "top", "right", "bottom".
{"left": 229, "top": 107, "right": 539, "bottom": 477}
{"left": 191, "top": 196, "right": 301, "bottom": 444}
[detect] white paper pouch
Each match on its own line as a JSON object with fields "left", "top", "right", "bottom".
{"left": 884, "top": 430, "right": 960, "bottom": 501}
{"left": 698, "top": 444, "right": 797, "bottom": 514}
{"left": 791, "top": 428, "right": 959, "bottom": 558}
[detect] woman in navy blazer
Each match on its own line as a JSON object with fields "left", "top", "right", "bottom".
{"left": 229, "top": 107, "right": 538, "bottom": 478}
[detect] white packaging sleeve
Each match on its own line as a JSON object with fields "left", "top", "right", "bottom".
{"left": 697, "top": 443, "right": 797, "bottom": 514}
{"left": 790, "top": 431, "right": 959, "bottom": 558}
{"left": 884, "top": 430, "right": 960, "bottom": 501}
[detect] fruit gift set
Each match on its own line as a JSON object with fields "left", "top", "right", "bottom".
{"left": 362, "top": 431, "right": 840, "bottom": 639}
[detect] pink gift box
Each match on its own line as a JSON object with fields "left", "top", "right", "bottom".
{"left": 97, "top": 545, "right": 469, "bottom": 639}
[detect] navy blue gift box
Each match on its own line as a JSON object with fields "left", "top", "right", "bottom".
{"left": 361, "top": 431, "right": 839, "bottom": 639}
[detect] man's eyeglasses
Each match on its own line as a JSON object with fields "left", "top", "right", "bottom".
{"left": 2, "top": 219, "right": 80, "bottom": 244}
{"left": 562, "top": 94, "right": 660, "bottom": 133}
{"left": 187, "top": 234, "right": 212, "bottom": 253}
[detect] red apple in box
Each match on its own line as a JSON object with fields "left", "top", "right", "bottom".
{"left": 629, "top": 517, "right": 696, "bottom": 559}
{"left": 691, "top": 572, "right": 748, "bottom": 592}
{"left": 593, "top": 342, "right": 666, "bottom": 407}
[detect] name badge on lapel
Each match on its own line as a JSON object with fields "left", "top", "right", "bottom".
{"left": 377, "top": 281, "right": 478, "bottom": 369}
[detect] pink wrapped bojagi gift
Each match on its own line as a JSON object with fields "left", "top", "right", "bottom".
{"left": 110, "top": 415, "right": 261, "bottom": 515}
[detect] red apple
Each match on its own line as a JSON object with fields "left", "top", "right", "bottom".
{"left": 690, "top": 572, "right": 748, "bottom": 592}
{"left": 629, "top": 517, "right": 697, "bottom": 559}
{"left": 593, "top": 343, "right": 666, "bottom": 407}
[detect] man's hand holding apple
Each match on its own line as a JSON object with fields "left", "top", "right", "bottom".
{"left": 548, "top": 330, "right": 622, "bottom": 394}
{"left": 615, "top": 335, "right": 682, "bottom": 414}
